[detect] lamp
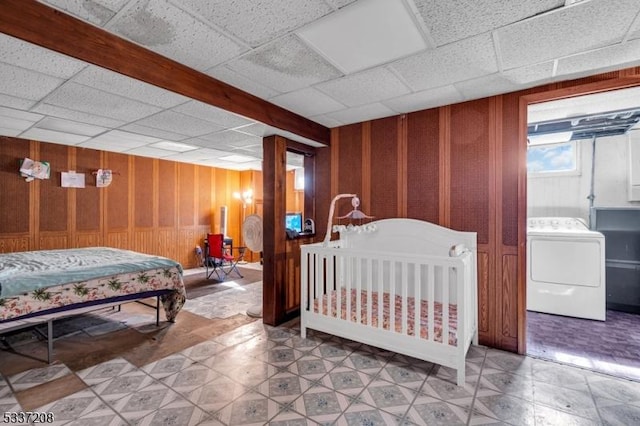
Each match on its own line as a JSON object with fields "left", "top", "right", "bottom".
{"left": 233, "top": 189, "right": 253, "bottom": 248}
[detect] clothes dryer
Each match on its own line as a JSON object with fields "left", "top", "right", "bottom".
{"left": 527, "top": 217, "right": 606, "bottom": 321}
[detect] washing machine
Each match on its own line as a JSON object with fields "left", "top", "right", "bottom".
{"left": 527, "top": 217, "right": 606, "bottom": 321}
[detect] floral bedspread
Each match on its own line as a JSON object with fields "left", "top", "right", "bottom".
{"left": 0, "top": 266, "right": 186, "bottom": 323}
{"left": 314, "top": 288, "right": 458, "bottom": 346}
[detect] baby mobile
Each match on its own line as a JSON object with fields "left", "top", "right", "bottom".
{"left": 323, "top": 193, "right": 376, "bottom": 246}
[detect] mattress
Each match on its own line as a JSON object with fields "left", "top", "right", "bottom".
{"left": 314, "top": 288, "right": 458, "bottom": 346}
{"left": 0, "top": 248, "right": 186, "bottom": 322}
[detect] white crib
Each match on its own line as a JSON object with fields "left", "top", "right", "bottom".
{"left": 300, "top": 218, "right": 478, "bottom": 386}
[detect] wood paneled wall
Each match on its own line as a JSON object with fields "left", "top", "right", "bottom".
{"left": 316, "top": 67, "right": 640, "bottom": 352}
{"left": 0, "top": 136, "right": 243, "bottom": 268}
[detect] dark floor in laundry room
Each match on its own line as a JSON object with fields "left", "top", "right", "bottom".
{"left": 527, "top": 309, "right": 640, "bottom": 382}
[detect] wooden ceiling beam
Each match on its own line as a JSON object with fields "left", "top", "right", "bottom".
{"left": 0, "top": 0, "right": 330, "bottom": 145}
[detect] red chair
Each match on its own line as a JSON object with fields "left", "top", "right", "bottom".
{"left": 205, "top": 233, "right": 244, "bottom": 280}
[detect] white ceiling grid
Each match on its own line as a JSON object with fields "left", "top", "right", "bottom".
{"left": 0, "top": 0, "right": 637, "bottom": 170}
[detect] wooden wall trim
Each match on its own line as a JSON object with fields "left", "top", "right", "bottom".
{"left": 362, "top": 122, "right": 371, "bottom": 215}
{"left": 517, "top": 95, "right": 529, "bottom": 354}
{"left": 398, "top": 115, "right": 408, "bottom": 217}
{"left": 30, "top": 140, "right": 39, "bottom": 249}
{"left": 330, "top": 128, "right": 339, "bottom": 197}
{"left": 0, "top": 0, "right": 330, "bottom": 145}
{"left": 524, "top": 76, "right": 640, "bottom": 106}
{"left": 438, "top": 106, "right": 451, "bottom": 227}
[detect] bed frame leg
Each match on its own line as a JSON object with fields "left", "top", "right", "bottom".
{"left": 156, "top": 296, "right": 160, "bottom": 326}
{"left": 47, "top": 320, "right": 53, "bottom": 364}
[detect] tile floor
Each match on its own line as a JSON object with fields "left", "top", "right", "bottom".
{"left": 3, "top": 319, "right": 640, "bottom": 425}
{"left": 3, "top": 266, "right": 640, "bottom": 425}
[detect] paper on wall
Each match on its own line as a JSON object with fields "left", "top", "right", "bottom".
{"left": 96, "top": 169, "right": 112, "bottom": 187}
{"left": 61, "top": 171, "right": 85, "bottom": 188}
{"left": 19, "top": 158, "right": 51, "bottom": 181}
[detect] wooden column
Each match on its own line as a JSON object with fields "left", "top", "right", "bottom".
{"left": 263, "top": 135, "right": 287, "bottom": 325}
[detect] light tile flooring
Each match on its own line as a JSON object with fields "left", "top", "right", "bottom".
{"left": 3, "top": 319, "right": 640, "bottom": 425}
{"left": 3, "top": 266, "right": 640, "bottom": 425}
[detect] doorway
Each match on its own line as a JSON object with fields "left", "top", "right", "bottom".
{"left": 524, "top": 87, "right": 640, "bottom": 381}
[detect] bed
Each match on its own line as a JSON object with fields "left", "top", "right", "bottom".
{"left": 301, "top": 218, "right": 477, "bottom": 386}
{"left": 0, "top": 247, "right": 186, "bottom": 362}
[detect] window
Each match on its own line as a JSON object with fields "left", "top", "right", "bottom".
{"left": 527, "top": 141, "right": 579, "bottom": 176}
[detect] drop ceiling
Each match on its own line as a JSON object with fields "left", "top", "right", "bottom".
{"left": 1, "top": 0, "right": 640, "bottom": 170}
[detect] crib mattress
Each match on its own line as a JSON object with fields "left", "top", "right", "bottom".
{"left": 313, "top": 288, "right": 458, "bottom": 346}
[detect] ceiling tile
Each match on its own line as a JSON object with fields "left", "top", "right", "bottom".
{"left": 196, "top": 130, "right": 261, "bottom": 146}
{"left": 107, "top": 0, "right": 246, "bottom": 72}
{"left": 21, "top": 128, "right": 90, "bottom": 145}
{"left": 0, "top": 116, "right": 37, "bottom": 132}
{"left": 497, "top": 0, "right": 640, "bottom": 69}
{"left": 0, "top": 93, "right": 36, "bottom": 110}
{"left": 72, "top": 65, "right": 190, "bottom": 108}
{"left": 0, "top": 34, "right": 87, "bottom": 79}
{"left": 178, "top": 0, "right": 332, "bottom": 47}
{"left": 172, "top": 100, "right": 253, "bottom": 128}
{"left": 413, "top": 0, "right": 563, "bottom": 46}
{"left": 123, "top": 146, "right": 175, "bottom": 158}
{"left": 225, "top": 35, "right": 342, "bottom": 93}
{"left": 119, "top": 123, "right": 190, "bottom": 142}
{"left": 41, "top": 0, "right": 129, "bottom": 26}
{"left": 325, "top": 0, "right": 357, "bottom": 9}
{"left": 43, "top": 82, "right": 162, "bottom": 122}
{"left": 389, "top": 33, "right": 498, "bottom": 91}
{"left": 34, "top": 117, "right": 107, "bottom": 136}
{"left": 270, "top": 87, "right": 345, "bottom": 117}
{"left": 297, "top": 0, "right": 428, "bottom": 74}
{"left": 32, "top": 103, "right": 126, "bottom": 128}
{"left": 454, "top": 74, "right": 520, "bottom": 101}
{"left": 150, "top": 140, "right": 198, "bottom": 152}
{"left": 78, "top": 139, "right": 131, "bottom": 152}
{"left": 164, "top": 148, "right": 229, "bottom": 161}
{"left": 326, "top": 103, "right": 396, "bottom": 125}
{"left": 205, "top": 65, "right": 281, "bottom": 99}
{"left": 132, "top": 110, "right": 225, "bottom": 137}
{"left": 0, "top": 106, "right": 43, "bottom": 122}
{"left": 501, "top": 61, "right": 555, "bottom": 85}
{"left": 309, "top": 114, "right": 344, "bottom": 128}
{"left": 0, "top": 62, "right": 64, "bottom": 101}
{"left": 315, "top": 67, "right": 410, "bottom": 107}
{"left": 383, "top": 85, "right": 464, "bottom": 113}
{"left": 556, "top": 39, "right": 640, "bottom": 78}
{"left": 0, "top": 127, "right": 21, "bottom": 137}
{"left": 86, "top": 130, "right": 161, "bottom": 149}
{"left": 234, "top": 122, "right": 279, "bottom": 138}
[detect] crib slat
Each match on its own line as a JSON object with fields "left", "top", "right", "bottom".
{"left": 327, "top": 254, "right": 334, "bottom": 317}
{"left": 316, "top": 254, "right": 323, "bottom": 315}
{"left": 356, "top": 256, "right": 362, "bottom": 324}
{"left": 332, "top": 255, "right": 342, "bottom": 318}
{"left": 401, "top": 261, "right": 407, "bottom": 335}
{"left": 366, "top": 257, "right": 372, "bottom": 327}
{"left": 443, "top": 265, "right": 450, "bottom": 346}
{"left": 377, "top": 259, "right": 383, "bottom": 331}
{"left": 345, "top": 254, "right": 351, "bottom": 321}
{"left": 428, "top": 264, "right": 434, "bottom": 343}
{"left": 390, "top": 261, "right": 395, "bottom": 333}
{"left": 414, "top": 263, "right": 420, "bottom": 339}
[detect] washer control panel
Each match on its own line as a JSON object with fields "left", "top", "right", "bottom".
{"left": 527, "top": 217, "right": 588, "bottom": 231}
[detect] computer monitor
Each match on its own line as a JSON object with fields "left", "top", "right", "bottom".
{"left": 285, "top": 212, "right": 303, "bottom": 233}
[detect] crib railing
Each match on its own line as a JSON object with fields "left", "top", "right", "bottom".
{"left": 301, "top": 242, "right": 474, "bottom": 350}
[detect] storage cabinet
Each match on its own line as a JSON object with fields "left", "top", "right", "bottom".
{"left": 592, "top": 207, "right": 640, "bottom": 313}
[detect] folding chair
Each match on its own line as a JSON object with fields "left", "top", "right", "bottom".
{"left": 205, "top": 233, "right": 244, "bottom": 280}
